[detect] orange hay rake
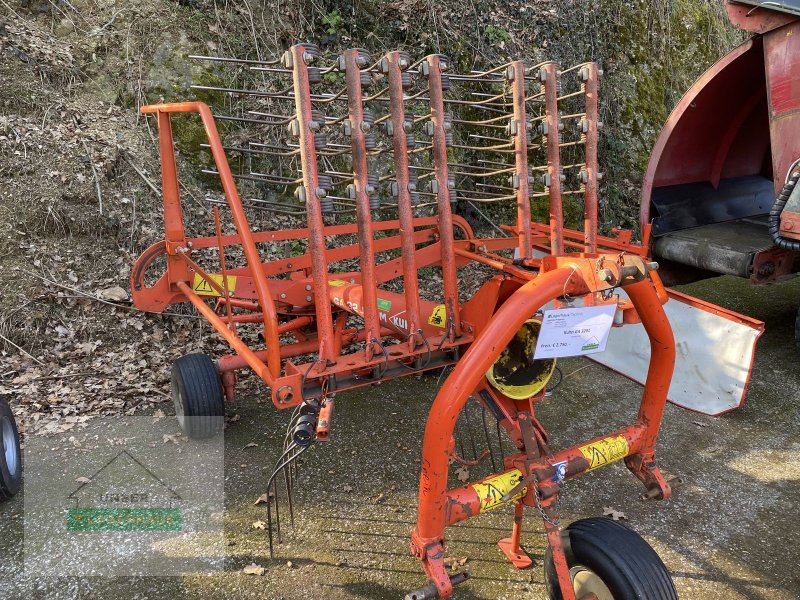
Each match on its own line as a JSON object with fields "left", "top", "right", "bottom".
{"left": 132, "top": 45, "right": 678, "bottom": 599}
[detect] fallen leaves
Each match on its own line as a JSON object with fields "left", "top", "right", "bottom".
{"left": 602, "top": 506, "right": 627, "bottom": 521}
{"left": 252, "top": 520, "right": 266, "bottom": 530}
{"left": 96, "top": 286, "right": 128, "bottom": 302}
{"left": 242, "top": 563, "right": 265, "bottom": 576}
{"left": 253, "top": 492, "right": 273, "bottom": 506}
{"left": 444, "top": 556, "right": 468, "bottom": 571}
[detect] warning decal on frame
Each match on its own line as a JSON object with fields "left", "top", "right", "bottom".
{"left": 192, "top": 273, "right": 237, "bottom": 297}
{"left": 472, "top": 469, "right": 526, "bottom": 513}
{"left": 428, "top": 304, "right": 447, "bottom": 328}
{"left": 533, "top": 304, "right": 617, "bottom": 359}
{"left": 377, "top": 298, "right": 392, "bottom": 311}
{"left": 328, "top": 279, "right": 348, "bottom": 287}
{"left": 579, "top": 435, "right": 629, "bottom": 471}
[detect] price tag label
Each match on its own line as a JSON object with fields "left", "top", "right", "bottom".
{"left": 533, "top": 304, "right": 617, "bottom": 359}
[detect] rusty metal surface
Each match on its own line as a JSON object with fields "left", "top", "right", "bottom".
{"left": 131, "top": 47, "right": 679, "bottom": 600}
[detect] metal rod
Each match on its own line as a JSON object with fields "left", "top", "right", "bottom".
{"left": 290, "top": 44, "right": 336, "bottom": 364}
{"left": 583, "top": 63, "right": 599, "bottom": 253}
{"left": 387, "top": 51, "right": 423, "bottom": 347}
{"left": 425, "top": 55, "right": 461, "bottom": 341}
{"left": 345, "top": 48, "right": 382, "bottom": 357}
{"left": 511, "top": 60, "right": 532, "bottom": 259}
{"left": 542, "top": 62, "right": 564, "bottom": 254}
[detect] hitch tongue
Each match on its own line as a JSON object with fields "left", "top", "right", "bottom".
{"left": 405, "top": 572, "right": 470, "bottom": 600}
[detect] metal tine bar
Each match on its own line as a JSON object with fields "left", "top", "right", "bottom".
{"left": 510, "top": 60, "right": 533, "bottom": 259}
{"left": 454, "top": 187, "right": 511, "bottom": 198}
{"left": 249, "top": 66, "right": 293, "bottom": 74}
{"left": 191, "top": 83, "right": 294, "bottom": 97}
{"left": 452, "top": 143, "right": 516, "bottom": 153}
{"left": 453, "top": 113, "right": 512, "bottom": 125}
{"left": 215, "top": 114, "right": 292, "bottom": 126}
{"left": 481, "top": 405, "right": 498, "bottom": 472}
{"left": 468, "top": 133, "right": 513, "bottom": 143}
{"left": 556, "top": 90, "right": 585, "bottom": 101}
{"left": 386, "top": 50, "right": 424, "bottom": 349}
{"left": 202, "top": 170, "right": 300, "bottom": 184}
{"left": 364, "top": 86, "right": 390, "bottom": 102}
{"left": 283, "top": 465, "right": 295, "bottom": 528}
{"left": 344, "top": 48, "right": 383, "bottom": 359}
{"left": 469, "top": 62, "right": 515, "bottom": 77}
{"left": 247, "top": 110, "right": 296, "bottom": 123}
{"left": 558, "top": 140, "right": 585, "bottom": 148}
{"left": 414, "top": 98, "right": 510, "bottom": 114}
{"left": 289, "top": 44, "right": 337, "bottom": 364}
{"left": 207, "top": 199, "right": 307, "bottom": 216}
{"left": 464, "top": 399, "right": 480, "bottom": 462}
{"left": 478, "top": 158, "right": 517, "bottom": 168}
{"left": 560, "top": 61, "right": 600, "bottom": 75}
{"left": 454, "top": 120, "right": 508, "bottom": 129}
{"left": 454, "top": 167, "right": 515, "bottom": 178}
{"left": 456, "top": 194, "right": 518, "bottom": 202}
{"left": 476, "top": 182, "right": 516, "bottom": 191}
{"left": 583, "top": 62, "right": 600, "bottom": 253}
{"left": 189, "top": 53, "right": 282, "bottom": 66}
{"left": 448, "top": 75, "right": 506, "bottom": 83}
{"left": 542, "top": 62, "right": 564, "bottom": 254}
{"left": 199, "top": 143, "right": 298, "bottom": 158}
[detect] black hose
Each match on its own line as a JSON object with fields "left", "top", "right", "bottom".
{"left": 769, "top": 172, "right": 800, "bottom": 252}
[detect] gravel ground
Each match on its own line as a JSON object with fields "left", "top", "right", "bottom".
{"left": 1, "top": 273, "right": 799, "bottom": 599}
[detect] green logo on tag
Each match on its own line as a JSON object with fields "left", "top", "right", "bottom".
{"left": 377, "top": 298, "right": 392, "bottom": 311}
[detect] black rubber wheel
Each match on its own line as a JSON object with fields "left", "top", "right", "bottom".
{"left": 170, "top": 354, "right": 225, "bottom": 439}
{"left": 0, "top": 399, "right": 22, "bottom": 500}
{"left": 795, "top": 304, "right": 800, "bottom": 350}
{"left": 544, "top": 517, "right": 678, "bottom": 600}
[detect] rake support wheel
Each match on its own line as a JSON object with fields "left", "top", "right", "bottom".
{"left": 0, "top": 399, "right": 22, "bottom": 500}
{"left": 170, "top": 353, "right": 225, "bottom": 439}
{"left": 544, "top": 517, "right": 678, "bottom": 600}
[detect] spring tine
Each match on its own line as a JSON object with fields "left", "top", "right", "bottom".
{"left": 272, "top": 476, "right": 282, "bottom": 543}
{"left": 267, "top": 491, "right": 275, "bottom": 557}
{"left": 464, "top": 398, "right": 480, "bottom": 462}
{"left": 496, "top": 419, "right": 505, "bottom": 457}
{"left": 283, "top": 465, "right": 295, "bottom": 528}
{"left": 481, "top": 405, "right": 498, "bottom": 472}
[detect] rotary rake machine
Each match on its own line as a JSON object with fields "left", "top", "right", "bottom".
{"left": 132, "top": 44, "right": 679, "bottom": 600}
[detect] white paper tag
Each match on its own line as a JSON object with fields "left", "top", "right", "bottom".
{"left": 534, "top": 304, "right": 617, "bottom": 359}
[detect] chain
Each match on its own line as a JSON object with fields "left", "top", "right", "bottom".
{"left": 531, "top": 471, "right": 564, "bottom": 528}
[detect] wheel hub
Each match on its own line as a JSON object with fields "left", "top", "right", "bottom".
{"left": 570, "top": 565, "right": 614, "bottom": 600}
{"left": 2, "top": 416, "right": 19, "bottom": 475}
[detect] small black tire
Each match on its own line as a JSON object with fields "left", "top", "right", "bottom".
{"left": 795, "top": 304, "right": 800, "bottom": 350}
{"left": 0, "top": 399, "right": 22, "bottom": 500}
{"left": 170, "top": 354, "right": 225, "bottom": 439}
{"left": 544, "top": 517, "right": 678, "bottom": 600}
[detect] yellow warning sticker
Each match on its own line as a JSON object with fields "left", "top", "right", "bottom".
{"left": 428, "top": 304, "right": 447, "bottom": 328}
{"left": 579, "top": 435, "right": 629, "bottom": 471}
{"left": 472, "top": 469, "right": 526, "bottom": 513}
{"left": 328, "top": 279, "right": 347, "bottom": 287}
{"left": 192, "top": 273, "right": 237, "bottom": 297}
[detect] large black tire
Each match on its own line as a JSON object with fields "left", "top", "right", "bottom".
{"left": 170, "top": 354, "right": 225, "bottom": 439}
{"left": 0, "top": 399, "right": 22, "bottom": 500}
{"left": 544, "top": 517, "right": 678, "bottom": 600}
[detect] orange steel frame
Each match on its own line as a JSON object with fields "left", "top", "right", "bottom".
{"left": 131, "top": 48, "right": 676, "bottom": 600}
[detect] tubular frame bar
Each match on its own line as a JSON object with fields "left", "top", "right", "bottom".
{"left": 425, "top": 55, "right": 461, "bottom": 340}
{"left": 290, "top": 44, "right": 337, "bottom": 365}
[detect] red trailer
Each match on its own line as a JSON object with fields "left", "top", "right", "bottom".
{"left": 641, "top": 1, "right": 800, "bottom": 318}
